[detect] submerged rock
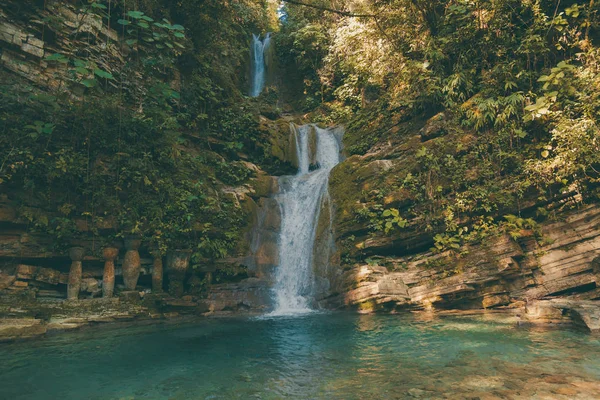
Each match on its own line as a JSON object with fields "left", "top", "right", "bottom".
{"left": 526, "top": 299, "right": 600, "bottom": 333}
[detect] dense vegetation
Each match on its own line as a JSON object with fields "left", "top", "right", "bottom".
{"left": 0, "top": 0, "right": 279, "bottom": 266}
{"left": 277, "top": 0, "right": 600, "bottom": 255}
{"left": 2, "top": 0, "right": 600, "bottom": 268}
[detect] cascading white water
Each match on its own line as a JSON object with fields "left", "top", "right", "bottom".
{"left": 250, "top": 33, "right": 271, "bottom": 97}
{"left": 269, "top": 124, "right": 342, "bottom": 316}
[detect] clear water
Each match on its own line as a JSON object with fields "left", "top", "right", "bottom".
{"left": 1, "top": 313, "right": 600, "bottom": 399}
{"left": 270, "top": 125, "right": 341, "bottom": 315}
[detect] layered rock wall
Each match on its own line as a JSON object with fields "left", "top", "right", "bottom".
{"left": 1, "top": 2, "right": 122, "bottom": 91}
{"left": 321, "top": 203, "right": 600, "bottom": 329}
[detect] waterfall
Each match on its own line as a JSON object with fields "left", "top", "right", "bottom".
{"left": 250, "top": 33, "right": 271, "bottom": 97}
{"left": 269, "top": 124, "right": 342, "bottom": 316}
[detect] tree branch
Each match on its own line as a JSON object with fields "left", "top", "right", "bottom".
{"left": 282, "top": 0, "right": 375, "bottom": 18}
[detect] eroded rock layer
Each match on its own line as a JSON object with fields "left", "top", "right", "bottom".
{"left": 319, "top": 204, "right": 600, "bottom": 331}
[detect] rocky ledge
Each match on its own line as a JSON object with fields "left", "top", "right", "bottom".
{"left": 0, "top": 279, "right": 272, "bottom": 342}
{"left": 321, "top": 204, "right": 600, "bottom": 333}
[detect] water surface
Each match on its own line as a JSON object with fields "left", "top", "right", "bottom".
{"left": 1, "top": 312, "right": 600, "bottom": 399}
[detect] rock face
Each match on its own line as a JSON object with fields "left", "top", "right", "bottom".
{"left": 202, "top": 278, "right": 271, "bottom": 313}
{"left": 0, "top": 4, "right": 122, "bottom": 92}
{"left": 312, "top": 193, "right": 338, "bottom": 301}
{"left": 246, "top": 197, "right": 281, "bottom": 281}
{"left": 260, "top": 116, "right": 301, "bottom": 172}
{"left": 525, "top": 299, "right": 600, "bottom": 333}
{"left": 321, "top": 204, "right": 600, "bottom": 323}
{"left": 319, "top": 265, "right": 410, "bottom": 311}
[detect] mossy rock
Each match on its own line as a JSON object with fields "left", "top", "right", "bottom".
{"left": 250, "top": 174, "right": 278, "bottom": 199}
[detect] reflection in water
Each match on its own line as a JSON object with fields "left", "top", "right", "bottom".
{"left": 269, "top": 315, "right": 324, "bottom": 397}
{"left": 1, "top": 313, "right": 600, "bottom": 399}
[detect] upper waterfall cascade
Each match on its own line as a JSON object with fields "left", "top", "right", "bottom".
{"left": 269, "top": 124, "right": 342, "bottom": 316}
{"left": 250, "top": 33, "right": 271, "bottom": 97}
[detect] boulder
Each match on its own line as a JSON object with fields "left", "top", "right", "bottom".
{"left": 420, "top": 111, "right": 448, "bottom": 141}
{"left": 204, "top": 278, "right": 271, "bottom": 312}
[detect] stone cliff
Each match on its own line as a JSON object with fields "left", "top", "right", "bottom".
{"left": 313, "top": 111, "right": 600, "bottom": 333}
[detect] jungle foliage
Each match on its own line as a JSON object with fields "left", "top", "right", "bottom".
{"left": 0, "top": 0, "right": 279, "bottom": 266}
{"left": 277, "top": 0, "right": 600, "bottom": 255}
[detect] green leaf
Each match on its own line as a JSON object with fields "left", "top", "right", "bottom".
{"left": 73, "top": 58, "right": 88, "bottom": 67}
{"left": 174, "top": 32, "right": 185, "bottom": 38}
{"left": 45, "top": 53, "right": 69, "bottom": 63}
{"left": 416, "top": 147, "right": 428, "bottom": 158}
{"left": 93, "top": 68, "right": 114, "bottom": 80}
{"left": 126, "top": 39, "right": 138, "bottom": 46}
{"left": 172, "top": 24, "right": 184, "bottom": 31}
{"left": 382, "top": 210, "right": 391, "bottom": 217}
{"left": 515, "top": 129, "right": 527, "bottom": 139}
{"left": 141, "top": 16, "right": 154, "bottom": 22}
{"left": 81, "top": 79, "right": 97, "bottom": 88}
{"left": 41, "top": 123, "right": 55, "bottom": 134}
{"left": 524, "top": 104, "right": 537, "bottom": 111}
{"left": 137, "top": 22, "right": 150, "bottom": 29}
{"left": 117, "top": 19, "right": 130, "bottom": 25}
{"left": 127, "top": 10, "right": 144, "bottom": 19}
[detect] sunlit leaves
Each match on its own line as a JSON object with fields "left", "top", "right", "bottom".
{"left": 381, "top": 208, "right": 408, "bottom": 233}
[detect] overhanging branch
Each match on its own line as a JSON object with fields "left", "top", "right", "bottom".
{"left": 282, "top": 0, "right": 375, "bottom": 18}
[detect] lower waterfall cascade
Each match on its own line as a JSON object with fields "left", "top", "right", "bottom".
{"left": 269, "top": 124, "right": 342, "bottom": 316}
